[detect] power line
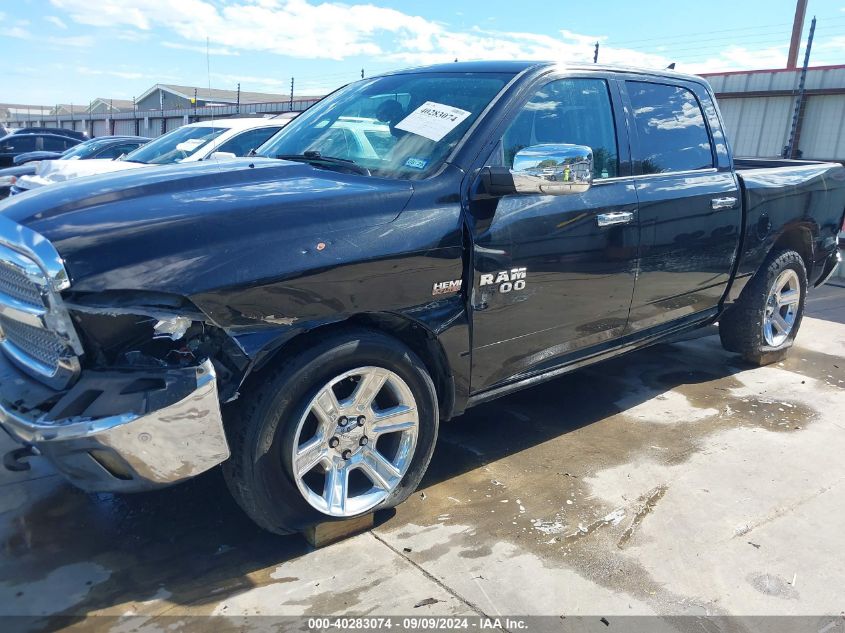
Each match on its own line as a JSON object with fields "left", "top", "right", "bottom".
{"left": 601, "top": 12, "right": 845, "bottom": 48}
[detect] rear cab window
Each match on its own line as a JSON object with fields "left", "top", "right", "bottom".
{"left": 626, "top": 81, "right": 714, "bottom": 174}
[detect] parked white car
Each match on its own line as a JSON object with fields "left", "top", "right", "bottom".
{"left": 13, "top": 117, "right": 288, "bottom": 194}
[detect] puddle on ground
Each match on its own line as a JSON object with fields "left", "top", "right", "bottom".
{"left": 381, "top": 334, "right": 843, "bottom": 615}
{"left": 0, "top": 332, "right": 841, "bottom": 620}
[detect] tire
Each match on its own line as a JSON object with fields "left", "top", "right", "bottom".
{"left": 223, "top": 328, "right": 439, "bottom": 534}
{"left": 719, "top": 249, "right": 807, "bottom": 366}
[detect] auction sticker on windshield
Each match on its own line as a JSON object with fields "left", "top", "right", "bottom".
{"left": 395, "top": 101, "right": 472, "bottom": 142}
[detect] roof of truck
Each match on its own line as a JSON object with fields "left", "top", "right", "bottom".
{"left": 380, "top": 60, "right": 705, "bottom": 83}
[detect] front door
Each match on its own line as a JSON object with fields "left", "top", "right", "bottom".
{"left": 468, "top": 75, "right": 640, "bottom": 393}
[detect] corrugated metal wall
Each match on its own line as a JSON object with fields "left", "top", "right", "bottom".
{"left": 797, "top": 95, "right": 845, "bottom": 159}
{"left": 4, "top": 98, "right": 321, "bottom": 139}
{"left": 706, "top": 66, "right": 845, "bottom": 93}
{"left": 113, "top": 119, "right": 136, "bottom": 136}
{"left": 717, "top": 96, "right": 793, "bottom": 157}
{"left": 704, "top": 65, "right": 845, "bottom": 161}
{"left": 92, "top": 119, "right": 108, "bottom": 137}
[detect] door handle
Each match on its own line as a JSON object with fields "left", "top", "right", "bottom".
{"left": 596, "top": 211, "right": 635, "bottom": 227}
{"left": 711, "top": 196, "right": 737, "bottom": 210}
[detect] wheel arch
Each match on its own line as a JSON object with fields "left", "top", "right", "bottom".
{"left": 238, "top": 312, "right": 457, "bottom": 423}
{"left": 770, "top": 223, "right": 814, "bottom": 278}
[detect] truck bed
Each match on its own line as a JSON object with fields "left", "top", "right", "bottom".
{"left": 731, "top": 158, "right": 845, "bottom": 291}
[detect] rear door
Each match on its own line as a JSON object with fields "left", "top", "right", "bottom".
{"left": 0, "top": 135, "right": 37, "bottom": 167}
{"left": 467, "top": 74, "right": 640, "bottom": 392}
{"left": 623, "top": 79, "right": 741, "bottom": 332}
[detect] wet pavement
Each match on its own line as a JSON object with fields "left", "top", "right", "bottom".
{"left": 1, "top": 289, "right": 844, "bottom": 630}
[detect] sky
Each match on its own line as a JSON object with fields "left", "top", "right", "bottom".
{"left": 3, "top": 0, "right": 845, "bottom": 106}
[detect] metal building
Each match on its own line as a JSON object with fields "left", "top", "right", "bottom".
{"left": 701, "top": 64, "right": 845, "bottom": 161}
{"left": 135, "top": 84, "right": 314, "bottom": 111}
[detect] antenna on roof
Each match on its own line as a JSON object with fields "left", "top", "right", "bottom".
{"left": 207, "top": 35, "right": 217, "bottom": 154}
{"left": 666, "top": 63, "right": 676, "bottom": 69}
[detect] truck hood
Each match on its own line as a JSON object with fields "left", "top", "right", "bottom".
{"left": 15, "top": 158, "right": 146, "bottom": 190}
{"left": 0, "top": 158, "right": 413, "bottom": 295}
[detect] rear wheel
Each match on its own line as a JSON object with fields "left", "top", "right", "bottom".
{"left": 719, "top": 249, "right": 807, "bottom": 365}
{"left": 223, "top": 329, "right": 439, "bottom": 534}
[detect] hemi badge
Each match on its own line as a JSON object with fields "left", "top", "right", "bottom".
{"left": 432, "top": 279, "right": 463, "bottom": 296}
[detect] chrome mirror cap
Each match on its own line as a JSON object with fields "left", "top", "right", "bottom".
{"left": 511, "top": 144, "right": 593, "bottom": 195}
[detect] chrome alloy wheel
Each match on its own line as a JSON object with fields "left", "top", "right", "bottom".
{"left": 763, "top": 268, "right": 801, "bottom": 347}
{"left": 291, "top": 366, "right": 419, "bottom": 517}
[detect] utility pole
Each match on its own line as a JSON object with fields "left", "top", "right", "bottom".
{"left": 290, "top": 77, "right": 294, "bottom": 110}
{"left": 593, "top": 41, "right": 599, "bottom": 63}
{"left": 133, "top": 96, "right": 139, "bottom": 136}
{"left": 159, "top": 87, "right": 165, "bottom": 136}
{"left": 785, "top": 15, "right": 816, "bottom": 158}
{"left": 787, "top": 0, "right": 808, "bottom": 69}
{"left": 109, "top": 98, "right": 114, "bottom": 135}
{"left": 236, "top": 82, "right": 240, "bottom": 114}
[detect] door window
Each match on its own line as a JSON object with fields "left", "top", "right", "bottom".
{"left": 42, "top": 136, "right": 73, "bottom": 151}
{"left": 2, "top": 136, "right": 37, "bottom": 152}
{"left": 500, "top": 78, "right": 618, "bottom": 179}
{"left": 216, "top": 127, "right": 283, "bottom": 156}
{"left": 627, "top": 82, "right": 714, "bottom": 174}
{"left": 97, "top": 143, "right": 141, "bottom": 159}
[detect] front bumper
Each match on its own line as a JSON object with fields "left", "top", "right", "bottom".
{"left": 0, "top": 353, "right": 230, "bottom": 492}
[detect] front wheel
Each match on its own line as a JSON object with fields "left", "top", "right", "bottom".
{"left": 719, "top": 249, "right": 807, "bottom": 365}
{"left": 223, "top": 329, "right": 439, "bottom": 534}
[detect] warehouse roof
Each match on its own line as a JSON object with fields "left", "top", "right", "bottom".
{"left": 91, "top": 98, "right": 136, "bottom": 112}
{"left": 136, "top": 83, "right": 321, "bottom": 105}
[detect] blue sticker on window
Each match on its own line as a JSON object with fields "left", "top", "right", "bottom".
{"left": 405, "top": 157, "right": 428, "bottom": 170}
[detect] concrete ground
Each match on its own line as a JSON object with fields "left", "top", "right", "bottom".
{"left": 1, "top": 287, "right": 844, "bottom": 631}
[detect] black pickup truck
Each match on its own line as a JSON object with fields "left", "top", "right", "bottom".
{"left": 0, "top": 62, "right": 843, "bottom": 533}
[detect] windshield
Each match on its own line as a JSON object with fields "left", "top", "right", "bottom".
{"left": 61, "top": 138, "right": 119, "bottom": 160}
{"left": 258, "top": 72, "right": 512, "bottom": 179}
{"left": 122, "top": 125, "right": 227, "bottom": 165}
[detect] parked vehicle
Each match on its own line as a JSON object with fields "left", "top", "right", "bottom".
{"left": 0, "top": 136, "right": 150, "bottom": 198}
{"left": 11, "top": 118, "right": 287, "bottom": 194}
{"left": 9, "top": 127, "right": 88, "bottom": 141}
{"left": 0, "top": 62, "right": 842, "bottom": 535}
{"left": 0, "top": 164, "right": 34, "bottom": 199}
{"left": 0, "top": 132, "right": 80, "bottom": 168}
{"left": 12, "top": 135, "right": 148, "bottom": 166}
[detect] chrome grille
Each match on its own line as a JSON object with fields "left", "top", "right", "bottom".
{"left": 0, "top": 261, "right": 43, "bottom": 306}
{"left": 0, "top": 223, "right": 82, "bottom": 390}
{"left": 0, "top": 315, "right": 65, "bottom": 369}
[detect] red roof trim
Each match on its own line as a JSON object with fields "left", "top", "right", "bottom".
{"left": 699, "top": 64, "right": 845, "bottom": 77}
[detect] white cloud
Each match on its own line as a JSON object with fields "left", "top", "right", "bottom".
{"left": 78, "top": 66, "right": 147, "bottom": 80}
{"left": 47, "top": 35, "right": 95, "bottom": 47}
{"left": 162, "top": 41, "right": 240, "bottom": 56}
{"left": 1, "top": 26, "right": 31, "bottom": 39}
{"left": 45, "top": 15, "right": 68, "bottom": 29}
{"left": 47, "top": 0, "right": 800, "bottom": 74}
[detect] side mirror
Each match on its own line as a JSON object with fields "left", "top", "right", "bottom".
{"left": 512, "top": 144, "right": 593, "bottom": 195}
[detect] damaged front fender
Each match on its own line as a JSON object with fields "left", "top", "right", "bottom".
{"left": 64, "top": 289, "right": 251, "bottom": 402}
